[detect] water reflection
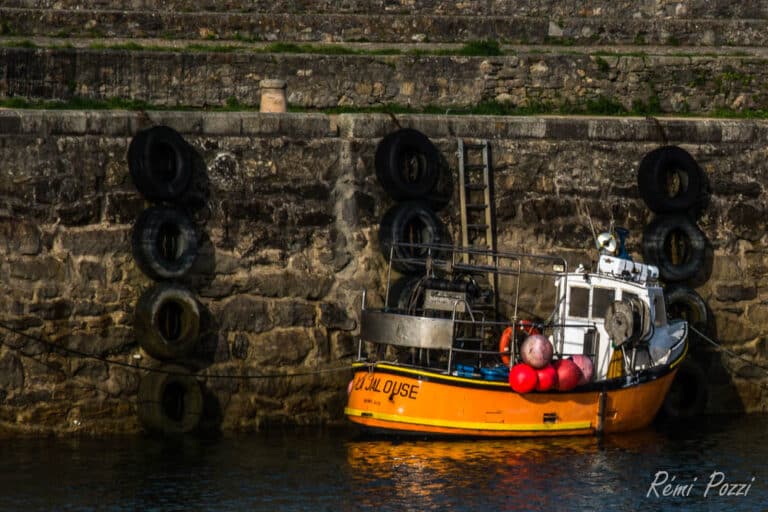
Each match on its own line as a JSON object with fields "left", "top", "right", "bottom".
{"left": 343, "top": 419, "right": 766, "bottom": 511}
{"left": 345, "top": 436, "right": 608, "bottom": 511}
{"left": 0, "top": 417, "right": 765, "bottom": 512}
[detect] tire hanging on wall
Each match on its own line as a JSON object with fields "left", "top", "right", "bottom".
{"left": 134, "top": 283, "right": 201, "bottom": 361}
{"left": 664, "top": 285, "right": 710, "bottom": 339}
{"left": 137, "top": 365, "right": 203, "bottom": 434}
{"left": 637, "top": 145, "right": 705, "bottom": 215}
{"left": 132, "top": 206, "right": 198, "bottom": 280}
{"left": 662, "top": 359, "right": 708, "bottom": 419}
{"left": 379, "top": 201, "right": 449, "bottom": 274}
{"left": 375, "top": 128, "right": 441, "bottom": 203}
{"left": 642, "top": 214, "right": 706, "bottom": 282}
{"left": 128, "top": 125, "right": 193, "bottom": 201}
{"left": 387, "top": 276, "right": 425, "bottom": 312}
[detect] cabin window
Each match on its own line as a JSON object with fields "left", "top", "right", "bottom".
{"left": 568, "top": 287, "right": 590, "bottom": 318}
{"left": 592, "top": 287, "right": 616, "bottom": 319}
{"left": 622, "top": 291, "right": 639, "bottom": 303}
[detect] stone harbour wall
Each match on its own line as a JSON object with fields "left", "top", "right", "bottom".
{"left": 4, "top": 0, "right": 768, "bottom": 18}
{"left": 4, "top": 48, "right": 768, "bottom": 114}
{"left": 0, "top": 111, "right": 767, "bottom": 436}
{"left": 5, "top": 8, "right": 768, "bottom": 46}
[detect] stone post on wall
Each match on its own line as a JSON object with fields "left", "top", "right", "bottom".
{"left": 260, "top": 79, "right": 287, "bottom": 113}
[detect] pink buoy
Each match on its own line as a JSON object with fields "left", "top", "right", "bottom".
{"left": 535, "top": 364, "right": 558, "bottom": 392}
{"left": 570, "top": 354, "right": 594, "bottom": 385}
{"left": 553, "top": 358, "right": 582, "bottom": 392}
{"left": 509, "top": 363, "right": 538, "bottom": 394}
{"left": 520, "top": 334, "right": 554, "bottom": 369}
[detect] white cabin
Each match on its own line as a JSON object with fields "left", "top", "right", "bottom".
{"left": 555, "top": 255, "right": 671, "bottom": 380}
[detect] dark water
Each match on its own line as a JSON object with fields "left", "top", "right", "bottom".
{"left": 1, "top": 416, "right": 766, "bottom": 512}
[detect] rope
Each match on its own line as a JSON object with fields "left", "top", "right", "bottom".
{"left": 689, "top": 325, "right": 768, "bottom": 374}
{"left": 0, "top": 320, "right": 352, "bottom": 380}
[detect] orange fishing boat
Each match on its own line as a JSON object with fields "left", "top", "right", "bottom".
{"left": 345, "top": 236, "right": 688, "bottom": 438}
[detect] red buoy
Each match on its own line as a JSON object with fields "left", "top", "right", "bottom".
{"left": 520, "top": 334, "right": 554, "bottom": 369}
{"left": 553, "top": 358, "right": 582, "bottom": 391}
{"left": 535, "top": 364, "right": 558, "bottom": 392}
{"left": 509, "top": 363, "right": 538, "bottom": 393}
{"left": 570, "top": 354, "right": 594, "bottom": 385}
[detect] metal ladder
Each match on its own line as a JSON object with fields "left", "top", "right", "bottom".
{"left": 456, "top": 138, "right": 499, "bottom": 333}
{"left": 457, "top": 139, "right": 496, "bottom": 271}
{"left": 454, "top": 139, "right": 498, "bottom": 364}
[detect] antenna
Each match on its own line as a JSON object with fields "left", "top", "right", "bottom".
{"left": 582, "top": 203, "right": 600, "bottom": 251}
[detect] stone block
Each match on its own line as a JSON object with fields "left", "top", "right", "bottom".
{"left": 69, "top": 360, "right": 110, "bottom": 382}
{"left": 9, "top": 256, "right": 66, "bottom": 281}
{"left": 545, "top": 118, "right": 589, "bottom": 140}
{"left": 216, "top": 294, "right": 272, "bottom": 332}
{"left": 271, "top": 300, "right": 317, "bottom": 328}
{"left": 330, "top": 331, "right": 356, "bottom": 360}
{"left": 0, "top": 353, "right": 24, "bottom": 391}
{"left": 85, "top": 112, "right": 131, "bottom": 136}
{"left": 231, "top": 333, "right": 250, "bottom": 360}
{"left": 0, "top": 219, "right": 42, "bottom": 256}
{"left": 202, "top": 113, "right": 243, "bottom": 135}
{"left": 249, "top": 328, "right": 316, "bottom": 366}
{"left": 130, "top": 112, "right": 204, "bottom": 135}
{"left": 55, "top": 197, "right": 102, "bottom": 226}
{"left": 78, "top": 260, "right": 107, "bottom": 284}
{"left": 727, "top": 202, "right": 765, "bottom": 241}
{"left": 72, "top": 300, "right": 108, "bottom": 317}
{"left": 662, "top": 120, "right": 722, "bottom": 144}
{"left": 62, "top": 327, "right": 132, "bottom": 356}
{"left": 48, "top": 112, "right": 88, "bottom": 135}
{"left": 250, "top": 269, "right": 335, "bottom": 300}
{"left": 28, "top": 299, "right": 73, "bottom": 320}
{"left": 242, "top": 113, "right": 334, "bottom": 138}
{"left": 716, "top": 284, "right": 758, "bottom": 302}
{"left": 104, "top": 192, "right": 146, "bottom": 225}
{"left": 0, "top": 112, "right": 22, "bottom": 134}
{"left": 319, "top": 302, "right": 357, "bottom": 331}
{"left": 57, "top": 227, "right": 130, "bottom": 256}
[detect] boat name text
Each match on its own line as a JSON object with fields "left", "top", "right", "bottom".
{"left": 352, "top": 375, "right": 420, "bottom": 400}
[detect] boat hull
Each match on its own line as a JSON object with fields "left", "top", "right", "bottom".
{"left": 345, "top": 361, "right": 680, "bottom": 438}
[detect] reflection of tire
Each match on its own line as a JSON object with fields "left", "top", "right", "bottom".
{"left": 132, "top": 206, "right": 198, "bottom": 280}
{"left": 137, "top": 366, "right": 203, "bottom": 434}
{"left": 129, "top": 126, "right": 193, "bottom": 201}
{"left": 134, "top": 283, "right": 200, "bottom": 361}
{"left": 642, "top": 214, "right": 706, "bottom": 282}
{"left": 664, "top": 286, "right": 709, "bottom": 338}
{"left": 638, "top": 146, "right": 704, "bottom": 214}
{"left": 375, "top": 129, "right": 441, "bottom": 202}
{"left": 662, "top": 359, "right": 708, "bottom": 418}
{"left": 379, "top": 201, "right": 448, "bottom": 274}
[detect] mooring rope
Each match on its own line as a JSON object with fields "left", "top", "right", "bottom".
{"left": 0, "top": 321, "right": 352, "bottom": 380}
{"left": 689, "top": 325, "right": 768, "bottom": 375}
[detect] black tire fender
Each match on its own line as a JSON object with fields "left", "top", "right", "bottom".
{"left": 128, "top": 126, "right": 194, "bottom": 201}
{"left": 387, "top": 276, "right": 425, "bottom": 312}
{"left": 642, "top": 214, "right": 706, "bottom": 282}
{"left": 134, "top": 283, "right": 201, "bottom": 361}
{"left": 132, "top": 206, "right": 198, "bottom": 280}
{"left": 137, "top": 365, "right": 203, "bottom": 434}
{"left": 664, "top": 285, "right": 709, "bottom": 334}
{"left": 662, "top": 359, "right": 708, "bottom": 418}
{"left": 379, "top": 201, "right": 448, "bottom": 274}
{"left": 375, "top": 128, "right": 441, "bottom": 201}
{"left": 637, "top": 146, "right": 705, "bottom": 214}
